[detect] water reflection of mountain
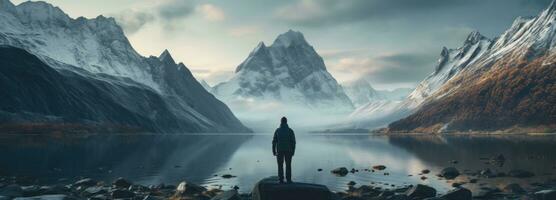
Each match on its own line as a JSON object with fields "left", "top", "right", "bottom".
{"left": 386, "top": 135, "right": 556, "bottom": 173}
{"left": 0, "top": 135, "right": 249, "bottom": 185}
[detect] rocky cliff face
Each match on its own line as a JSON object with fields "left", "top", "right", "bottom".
{"left": 388, "top": 2, "right": 556, "bottom": 133}
{"left": 213, "top": 30, "right": 354, "bottom": 112}
{"left": 0, "top": 0, "right": 250, "bottom": 133}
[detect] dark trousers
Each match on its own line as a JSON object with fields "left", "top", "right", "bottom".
{"left": 276, "top": 151, "right": 293, "bottom": 182}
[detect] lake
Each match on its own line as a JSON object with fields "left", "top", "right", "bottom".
{"left": 1, "top": 134, "right": 555, "bottom": 194}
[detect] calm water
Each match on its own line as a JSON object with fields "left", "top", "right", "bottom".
{"left": 1, "top": 134, "right": 556, "bottom": 194}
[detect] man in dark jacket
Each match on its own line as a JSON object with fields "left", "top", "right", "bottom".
{"left": 272, "top": 117, "right": 296, "bottom": 183}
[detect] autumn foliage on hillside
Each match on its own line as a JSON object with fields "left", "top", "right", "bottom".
{"left": 389, "top": 56, "right": 556, "bottom": 133}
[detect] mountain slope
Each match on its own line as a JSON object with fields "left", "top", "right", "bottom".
{"left": 0, "top": 0, "right": 250, "bottom": 133}
{"left": 213, "top": 30, "right": 353, "bottom": 111}
{"left": 389, "top": 57, "right": 556, "bottom": 133}
{"left": 0, "top": 46, "right": 189, "bottom": 132}
{"left": 346, "top": 31, "right": 492, "bottom": 130}
{"left": 388, "top": 2, "right": 556, "bottom": 133}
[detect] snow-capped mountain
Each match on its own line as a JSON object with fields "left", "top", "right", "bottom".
{"left": 346, "top": 31, "right": 492, "bottom": 130}
{"left": 213, "top": 30, "right": 354, "bottom": 111}
{"left": 407, "top": 31, "right": 492, "bottom": 105}
{"left": 389, "top": 1, "right": 556, "bottom": 133}
{"left": 0, "top": 0, "right": 250, "bottom": 133}
{"left": 0, "top": 0, "right": 157, "bottom": 89}
{"left": 342, "top": 78, "right": 382, "bottom": 107}
{"left": 342, "top": 78, "right": 413, "bottom": 107}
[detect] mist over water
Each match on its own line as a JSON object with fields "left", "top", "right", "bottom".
{"left": 224, "top": 99, "right": 353, "bottom": 132}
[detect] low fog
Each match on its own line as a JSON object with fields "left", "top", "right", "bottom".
{"left": 223, "top": 98, "right": 354, "bottom": 133}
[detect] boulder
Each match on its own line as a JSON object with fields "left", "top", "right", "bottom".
{"left": 129, "top": 185, "right": 150, "bottom": 192}
{"left": 13, "top": 194, "right": 72, "bottom": 200}
{"left": 378, "top": 191, "right": 394, "bottom": 197}
{"left": 472, "top": 187, "right": 500, "bottom": 199}
{"left": 113, "top": 177, "right": 132, "bottom": 188}
{"left": 73, "top": 178, "right": 97, "bottom": 188}
{"left": 89, "top": 194, "right": 108, "bottom": 200}
{"left": 211, "top": 190, "right": 240, "bottom": 200}
{"left": 387, "top": 194, "right": 409, "bottom": 200}
{"left": 491, "top": 154, "right": 505, "bottom": 167}
{"left": 502, "top": 183, "right": 525, "bottom": 194}
{"left": 0, "top": 184, "right": 23, "bottom": 198}
{"left": 404, "top": 184, "right": 436, "bottom": 199}
{"left": 39, "top": 185, "right": 69, "bottom": 195}
{"left": 372, "top": 165, "right": 386, "bottom": 171}
{"left": 341, "top": 197, "right": 365, "bottom": 200}
{"left": 347, "top": 181, "right": 356, "bottom": 186}
{"left": 82, "top": 186, "right": 107, "bottom": 197}
{"left": 143, "top": 195, "right": 165, "bottom": 200}
{"left": 21, "top": 185, "right": 41, "bottom": 197}
{"left": 348, "top": 185, "right": 381, "bottom": 198}
{"left": 252, "top": 177, "right": 332, "bottom": 200}
{"left": 111, "top": 189, "right": 135, "bottom": 199}
{"left": 534, "top": 190, "right": 556, "bottom": 200}
{"left": 221, "top": 174, "right": 236, "bottom": 179}
{"left": 508, "top": 169, "right": 534, "bottom": 178}
{"left": 331, "top": 168, "right": 349, "bottom": 176}
{"left": 142, "top": 195, "right": 165, "bottom": 200}
{"left": 440, "top": 167, "right": 460, "bottom": 179}
{"left": 479, "top": 169, "right": 493, "bottom": 178}
{"left": 176, "top": 181, "right": 207, "bottom": 195}
{"left": 441, "top": 187, "right": 471, "bottom": 200}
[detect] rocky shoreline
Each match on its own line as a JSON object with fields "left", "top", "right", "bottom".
{"left": 1, "top": 169, "right": 556, "bottom": 200}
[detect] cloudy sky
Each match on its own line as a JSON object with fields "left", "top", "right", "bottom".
{"left": 13, "top": 0, "right": 553, "bottom": 89}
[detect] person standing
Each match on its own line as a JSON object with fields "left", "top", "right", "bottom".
{"left": 272, "top": 117, "right": 296, "bottom": 184}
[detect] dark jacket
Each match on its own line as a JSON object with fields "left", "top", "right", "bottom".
{"left": 272, "top": 123, "right": 296, "bottom": 154}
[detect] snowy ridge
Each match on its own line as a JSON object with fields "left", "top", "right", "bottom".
{"left": 407, "top": 31, "right": 492, "bottom": 106}
{"left": 0, "top": 0, "right": 251, "bottom": 133}
{"left": 423, "top": 0, "right": 556, "bottom": 100}
{"left": 0, "top": 0, "right": 157, "bottom": 90}
{"left": 214, "top": 30, "right": 353, "bottom": 111}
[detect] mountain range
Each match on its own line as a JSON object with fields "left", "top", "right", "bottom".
{"left": 1, "top": 0, "right": 554, "bottom": 134}
{"left": 0, "top": 0, "right": 250, "bottom": 133}
{"left": 342, "top": 78, "right": 412, "bottom": 108}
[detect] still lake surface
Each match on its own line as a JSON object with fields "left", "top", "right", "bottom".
{"left": 1, "top": 134, "right": 555, "bottom": 194}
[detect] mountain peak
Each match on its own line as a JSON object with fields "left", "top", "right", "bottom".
{"left": 464, "top": 31, "right": 487, "bottom": 45}
{"left": 16, "top": 1, "right": 70, "bottom": 22}
{"left": 159, "top": 49, "right": 175, "bottom": 63}
{"left": 547, "top": 0, "right": 556, "bottom": 14}
{"left": 253, "top": 42, "right": 267, "bottom": 52}
{"left": 94, "top": 15, "right": 118, "bottom": 25}
{"left": 272, "top": 29, "right": 309, "bottom": 47}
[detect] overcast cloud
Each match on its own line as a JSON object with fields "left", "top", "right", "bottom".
{"left": 12, "top": 0, "right": 554, "bottom": 89}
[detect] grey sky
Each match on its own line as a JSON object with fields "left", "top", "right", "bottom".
{"left": 12, "top": 0, "right": 554, "bottom": 89}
